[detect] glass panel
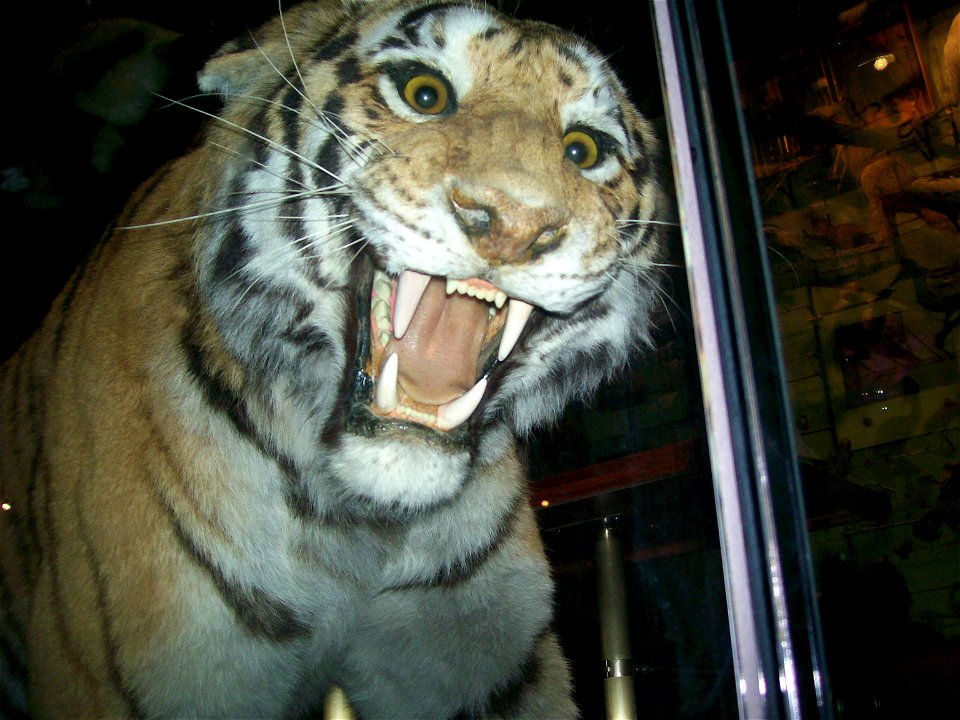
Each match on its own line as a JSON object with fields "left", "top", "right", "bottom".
{"left": 510, "top": 2, "right": 741, "bottom": 718}
{"left": 729, "top": 1, "right": 960, "bottom": 716}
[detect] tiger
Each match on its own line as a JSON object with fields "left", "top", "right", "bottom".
{"left": 0, "top": 0, "right": 665, "bottom": 717}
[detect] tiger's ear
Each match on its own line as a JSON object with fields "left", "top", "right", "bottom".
{"left": 199, "top": 1, "right": 357, "bottom": 97}
{"left": 197, "top": 40, "right": 264, "bottom": 97}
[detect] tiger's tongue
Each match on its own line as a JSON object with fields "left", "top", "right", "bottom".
{"left": 388, "top": 277, "right": 489, "bottom": 405}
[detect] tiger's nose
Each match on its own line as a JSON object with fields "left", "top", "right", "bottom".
{"left": 450, "top": 186, "right": 569, "bottom": 263}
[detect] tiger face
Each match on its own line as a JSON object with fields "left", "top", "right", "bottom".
{"left": 195, "top": 0, "right": 662, "bottom": 514}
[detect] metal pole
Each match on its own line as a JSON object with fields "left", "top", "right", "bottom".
{"left": 595, "top": 518, "right": 638, "bottom": 720}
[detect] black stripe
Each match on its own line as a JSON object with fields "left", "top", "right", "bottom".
{"left": 335, "top": 55, "right": 361, "bottom": 85}
{"left": 555, "top": 41, "right": 588, "bottom": 72}
{"left": 168, "top": 513, "right": 310, "bottom": 641}
{"left": 179, "top": 329, "right": 323, "bottom": 521}
{"left": 628, "top": 154, "right": 652, "bottom": 191}
{"left": 314, "top": 136, "right": 343, "bottom": 193}
{"left": 280, "top": 81, "right": 305, "bottom": 182}
{"left": 611, "top": 106, "right": 626, "bottom": 134}
{"left": 50, "top": 243, "right": 101, "bottom": 357}
{"left": 386, "top": 495, "right": 523, "bottom": 591}
{"left": 313, "top": 31, "right": 359, "bottom": 64}
{"left": 485, "top": 646, "right": 543, "bottom": 718}
{"left": 273, "top": 81, "right": 309, "bottom": 255}
{"left": 248, "top": 102, "right": 273, "bottom": 167}
{"left": 117, "top": 163, "right": 175, "bottom": 228}
{"left": 39, "top": 455, "right": 145, "bottom": 718}
{"left": 0, "top": 580, "right": 28, "bottom": 698}
{"left": 75, "top": 488, "right": 148, "bottom": 717}
{"left": 313, "top": 93, "right": 346, "bottom": 189}
{"left": 283, "top": 475, "right": 324, "bottom": 521}
{"left": 181, "top": 329, "right": 257, "bottom": 444}
{"left": 0, "top": 494, "right": 31, "bottom": 643}
{"left": 284, "top": 326, "right": 334, "bottom": 357}
{"left": 452, "top": 641, "right": 543, "bottom": 719}
{"left": 0, "top": 359, "right": 32, "bottom": 569}
{"left": 319, "top": 271, "right": 362, "bottom": 448}
{"left": 372, "top": 34, "right": 410, "bottom": 53}
{"left": 22, "top": 343, "right": 46, "bottom": 571}
{"left": 398, "top": 2, "right": 452, "bottom": 32}
{"left": 213, "top": 219, "right": 252, "bottom": 283}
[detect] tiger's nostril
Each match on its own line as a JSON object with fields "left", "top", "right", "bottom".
{"left": 451, "top": 196, "right": 493, "bottom": 237}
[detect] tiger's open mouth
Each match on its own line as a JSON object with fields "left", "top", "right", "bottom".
{"left": 363, "top": 269, "right": 534, "bottom": 432}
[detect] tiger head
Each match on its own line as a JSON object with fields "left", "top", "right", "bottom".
{"left": 194, "top": 0, "right": 663, "bottom": 514}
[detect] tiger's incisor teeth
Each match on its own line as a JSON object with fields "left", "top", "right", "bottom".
{"left": 394, "top": 270, "right": 431, "bottom": 339}
{"left": 375, "top": 352, "right": 399, "bottom": 411}
{"left": 436, "top": 377, "right": 487, "bottom": 431}
{"left": 497, "top": 299, "right": 534, "bottom": 361}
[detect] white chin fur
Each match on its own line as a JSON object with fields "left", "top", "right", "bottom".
{"left": 331, "top": 434, "right": 470, "bottom": 510}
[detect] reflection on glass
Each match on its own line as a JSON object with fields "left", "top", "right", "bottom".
{"left": 734, "top": 1, "right": 960, "bottom": 716}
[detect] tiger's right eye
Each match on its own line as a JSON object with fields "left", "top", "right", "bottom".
{"left": 403, "top": 74, "right": 450, "bottom": 115}
{"left": 563, "top": 129, "right": 600, "bottom": 169}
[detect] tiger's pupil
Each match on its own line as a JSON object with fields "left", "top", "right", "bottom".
{"left": 565, "top": 142, "right": 589, "bottom": 165}
{"left": 415, "top": 86, "right": 439, "bottom": 110}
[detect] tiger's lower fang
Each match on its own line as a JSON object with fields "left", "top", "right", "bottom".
{"left": 375, "top": 352, "right": 399, "bottom": 411}
{"left": 436, "top": 377, "right": 488, "bottom": 431}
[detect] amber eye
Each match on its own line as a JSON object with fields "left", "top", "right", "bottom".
{"left": 403, "top": 74, "right": 450, "bottom": 115}
{"left": 563, "top": 129, "right": 600, "bottom": 169}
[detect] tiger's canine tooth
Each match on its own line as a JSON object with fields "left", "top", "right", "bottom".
{"left": 374, "top": 352, "right": 399, "bottom": 411}
{"left": 436, "top": 377, "right": 488, "bottom": 431}
{"left": 393, "top": 270, "right": 431, "bottom": 339}
{"left": 497, "top": 299, "right": 534, "bottom": 361}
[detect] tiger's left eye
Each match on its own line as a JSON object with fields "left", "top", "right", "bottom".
{"left": 403, "top": 74, "right": 450, "bottom": 115}
{"left": 563, "top": 129, "right": 600, "bottom": 169}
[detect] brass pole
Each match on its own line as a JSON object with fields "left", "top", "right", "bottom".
{"left": 595, "top": 518, "right": 637, "bottom": 720}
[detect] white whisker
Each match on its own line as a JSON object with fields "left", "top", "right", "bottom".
{"left": 153, "top": 93, "right": 347, "bottom": 187}
{"left": 226, "top": 220, "right": 360, "bottom": 313}
{"left": 616, "top": 218, "right": 680, "bottom": 228}
{"left": 119, "top": 188, "right": 344, "bottom": 230}
{"left": 209, "top": 141, "right": 311, "bottom": 190}
{"left": 276, "top": 0, "right": 311, "bottom": 110}
{"left": 247, "top": 7, "right": 385, "bottom": 166}
{"left": 248, "top": 19, "right": 365, "bottom": 165}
